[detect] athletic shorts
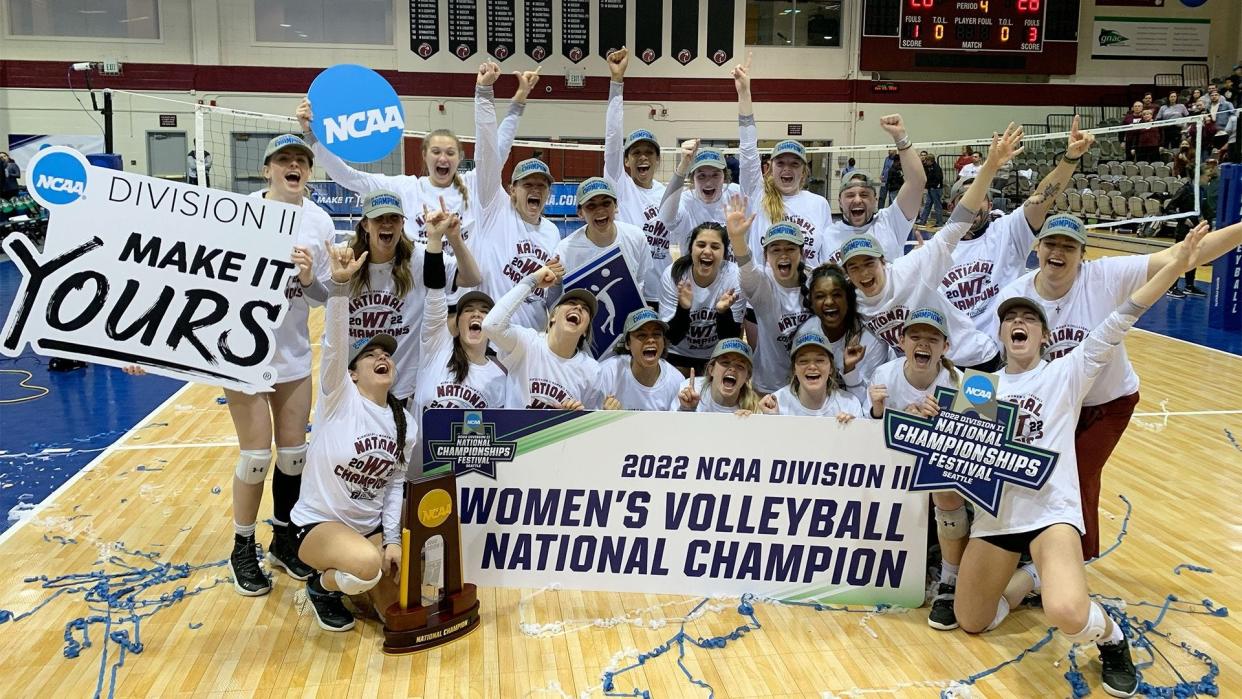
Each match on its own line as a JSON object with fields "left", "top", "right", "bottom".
{"left": 978, "top": 524, "right": 1062, "bottom": 554}
{"left": 293, "top": 521, "right": 383, "bottom": 551}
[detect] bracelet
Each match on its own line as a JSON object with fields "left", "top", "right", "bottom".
{"left": 1062, "top": 153, "right": 1082, "bottom": 163}
{"left": 895, "top": 136, "right": 912, "bottom": 151}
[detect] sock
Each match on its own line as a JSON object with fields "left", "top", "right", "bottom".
{"left": 939, "top": 561, "right": 959, "bottom": 586}
{"left": 234, "top": 521, "right": 256, "bottom": 538}
{"left": 1099, "top": 616, "right": 1124, "bottom": 646}
{"left": 1020, "top": 562, "right": 1040, "bottom": 591}
{"left": 271, "top": 470, "right": 302, "bottom": 526}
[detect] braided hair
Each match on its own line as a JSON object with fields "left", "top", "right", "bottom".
{"left": 385, "top": 393, "right": 408, "bottom": 465}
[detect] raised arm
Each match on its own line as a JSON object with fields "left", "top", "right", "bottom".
{"left": 420, "top": 206, "right": 454, "bottom": 347}
{"left": 1145, "top": 219, "right": 1242, "bottom": 280}
{"left": 297, "top": 98, "right": 407, "bottom": 195}
{"left": 474, "top": 61, "right": 505, "bottom": 212}
{"left": 320, "top": 241, "right": 368, "bottom": 415}
{"left": 883, "top": 115, "right": 926, "bottom": 220}
{"left": 1022, "top": 115, "right": 1095, "bottom": 230}
{"left": 497, "top": 68, "right": 541, "bottom": 165}
{"left": 734, "top": 53, "right": 763, "bottom": 202}
{"left": 659, "top": 140, "right": 698, "bottom": 229}
{"left": 604, "top": 48, "right": 629, "bottom": 185}
{"left": 725, "top": 194, "right": 768, "bottom": 301}
{"left": 483, "top": 257, "right": 564, "bottom": 355}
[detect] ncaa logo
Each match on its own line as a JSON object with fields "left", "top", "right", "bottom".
{"left": 30, "top": 148, "right": 89, "bottom": 207}
{"left": 962, "top": 375, "right": 994, "bottom": 405}
{"left": 464, "top": 411, "right": 484, "bottom": 434}
{"left": 308, "top": 64, "right": 406, "bottom": 163}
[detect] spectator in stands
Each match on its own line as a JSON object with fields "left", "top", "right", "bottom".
{"left": 0, "top": 152, "right": 19, "bottom": 198}
{"left": 878, "top": 149, "right": 898, "bottom": 206}
{"left": 1156, "top": 90, "right": 1189, "bottom": 149}
{"left": 1206, "top": 85, "right": 1236, "bottom": 136}
{"left": 840, "top": 157, "right": 856, "bottom": 179}
{"left": 1216, "top": 112, "right": 1238, "bottom": 163}
{"left": 916, "top": 151, "right": 945, "bottom": 228}
{"left": 884, "top": 156, "right": 904, "bottom": 207}
{"left": 1187, "top": 88, "right": 1205, "bottom": 116}
{"left": 959, "top": 152, "right": 983, "bottom": 180}
{"left": 953, "top": 146, "right": 973, "bottom": 173}
{"left": 1173, "top": 140, "right": 1193, "bottom": 179}
{"left": 1134, "top": 110, "right": 1162, "bottom": 163}
{"left": 1221, "top": 77, "right": 1237, "bottom": 109}
{"left": 1122, "top": 101, "right": 1143, "bottom": 160}
{"left": 1141, "top": 92, "right": 1154, "bottom": 112}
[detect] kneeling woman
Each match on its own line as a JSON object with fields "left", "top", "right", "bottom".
{"left": 673, "top": 338, "right": 760, "bottom": 415}
{"left": 759, "top": 330, "right": 863, "bottom": 422}
{"left": 595, "top": 308, "right": 684, "bottom": 410}
{"left": 953, "top": 230, "right": 1214, "bottom": 697}
{"left": 292, "top": 242, "right": 414, "bottom": 632}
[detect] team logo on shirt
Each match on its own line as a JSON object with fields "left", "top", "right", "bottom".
{"left": 883, "top": 386, "right": 1058, "bottom": 516}
{"left": 782, "top": 214, "right": 818, "bottom": 264}
{"left": 527, "top": 379, "right": 572, "bottom": 409}
{"left": 777, "top": 312, "right": 813, "bottom": 353}
{"left": 1004, "top": 393, "right": 1046, "bottom": 443}
{"left": 865, "top": 307, "right": 909, "bottom": 353}
{"left": 642, "top": 206, "right": 670, "bottom": 260}
{"left": 426, "top": 410, "right": 517, "bottom": 479}
{"left": 686, "top": 308, "right": 719, "bottom": 351}
{"left": 1044, "top": 325, "right": 1088, "bottom": 360}
{"left": 941, "top": 260, "right": 998, "bottom": 317}
{"left": 350, "top": 291, "right": 408, "bottom": 339}
{"left": 502, "top": 240, "right": 552, "bottom": 299}
{"left": 335, "top": 432, "right": 400, "bottom": 501}
{"left": 427, "top": 382, "right": 489, "bottom": 410}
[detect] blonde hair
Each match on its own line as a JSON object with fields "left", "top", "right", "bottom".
{"left": 423, "top": 129, "right": 469, "bottom": 209}
{"left": 350, "top": 219, "right": 415, "bottom": 300}
{"left": 761, "top": 160, "right": 810, "bottom": 226}
{"left": 790, "top": 347, "right": 842, "bottom": 398}
{"left": 702, "top": 360, "right": 760, "bottom": 412}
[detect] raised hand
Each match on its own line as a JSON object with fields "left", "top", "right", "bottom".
{"left": 677, "top": 279, "right": 694, "bottom": 309}
{"left": 985, "top": 122, "right": 1025, "bottom": 169}
{"left": 715, "top": 287, "right": 738, "bottom": 314}
{"left": 295, "top": 98, "right": 313, "bottom": 132}
{"left": 843, "top": 340, "right": 866, "bottom": 374}
{"left": 758, "top": 393, "right": 779, "bottom": 415}
{"left": 1171, "top": 221, "right": 1209, "bottom": 273}
{"left": 423, "top": 196, "right": 460, "bottom": 245}
{"left": 476, "top": 61, "right": 501, "bottom": 87}
{"left": 724, "top": 194, "right": 756, "bottom": 246}
{"left": 533, "top": 256, "right": 563, "bottom": 289}
{"left": 607, "top": 47, "right": 629, "bottom": 81}
{"left": 513, "top": 67, "right": 542, "bottom": 103}
{"left": 732, "top": 51, "right": 753, "bottom": 95}
{"left": 291, "top": 244, "right": 314, "bottom": 286}
{"left": 879, "top": 114, "right": 907, "bottom": 142}
{"left": 324, "top": 240, "right": 368, "bottom": 283}
{"left": 678, "top": 368, "right": 701, "bottom": 411}
{"left": 868, "top": 383, "right": 888, "bottom": 417}
{"left": 1065, "top": 114, "right": 1095, "bottom": 160}
{"left": 677, "top": 139, "right": 700, "bottom": 177}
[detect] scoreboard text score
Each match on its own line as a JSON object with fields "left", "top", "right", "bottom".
{"left": 900, "top": 0, "right": 1046, "bottom": 53}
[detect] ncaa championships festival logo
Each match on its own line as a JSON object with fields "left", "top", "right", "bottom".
{"left": 712, "top": 50, "right": 728, "bottom": 65}
{"left": 427, "top": 411, "right": 517, "bottom": 479}
{"left": 962, "top": 375, "right": 993, "bottom": 405}
{"left": 676, "top": 49, "right": 692, "bottom": 64}
{"left": 641, "top": 48, "right": 656, "bottom": 64}
{"left": 307, "top": 64, "right": 406, "bottom": 164}
{"left": 28, "top": 148, "right": 89, "bottom": 208}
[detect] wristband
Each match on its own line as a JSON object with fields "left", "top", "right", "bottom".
{"left": 895, "top": 136, "right": 912, "bottom": 151}
{"left": 1062, "top": 153, "right": 1082, "bottom": 163}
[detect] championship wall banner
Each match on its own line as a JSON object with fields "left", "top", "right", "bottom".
{"left": 448, "top": 0, "right": 479, "bottom": 60}
{"left": 486, "top": 0, "right": 517, "bottom": 61}
{"left": 422, "top": 409, "right": 928, "bottom": 607}
{"left": 1, "top": 147, "right": 300, "bottom": 392}
{"left": 633, "top": 0, "right": 663, "bottom": 64}
{"left": 597, "top": 0, "right": 627, "bottom": 60}
{"left": 523, "top": 0, "right": 553, "bottom": 62}
{"left": 409, "top": 0, "right": 440, "bottom": 58}
{"left": 561, "top": 0, "right": 590, "bottom": 64}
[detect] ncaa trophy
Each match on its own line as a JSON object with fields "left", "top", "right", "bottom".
{"left": 382, "top": 471, "right": 480, "bottom": 653}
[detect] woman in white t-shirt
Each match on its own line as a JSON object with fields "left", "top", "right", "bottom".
{"left": 292, "top": 241, "right": 415, "bottom": 633}
{"left": 414, "top": 205, "right": 507, "bottom": 416}
{"left": 555, "top": 177, "right": 653, "bottom": 302}
{"left": 866, "top": 308, "right": 967, "bottom": 632}
{"left": 758, "top": 330, "right": 863, "bottom": 421}
{"left": 483, "top": 259, "right": 603, "bottom": 409}
{"left": 954, "top": 236, "right": 1209, "bottom": 697}
{"left": 798, "top": 263, "right": 892, "bottom": 404}
{"left": 659, "top": 140, "right": 742, "bottom": 257}
{"left": 594, "top": 308, "right": 683, "bottom": 411}
{"left": 672, "top": 339, "right": 761, "bottom": 415}
{"left": 659, "top": 222, "right": 746, "bottom": 374}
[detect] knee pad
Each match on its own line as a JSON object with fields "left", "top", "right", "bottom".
{"left": 985, "top": 596, "right": 1010, "bottom": 632}
{"left": 235, "top": 449, "right": 272, "bottom": 485}
{"left": 935, "top": 506, "right": 969, "bottom": 541}
{"left": 276, "top": 444, "right": 308, "bottom": 476}
{"left": 333, "top": 568, "right": 382, "bottom": 596}
{"left": 1063, "top": 601, "right": 1107, "bottom": 644}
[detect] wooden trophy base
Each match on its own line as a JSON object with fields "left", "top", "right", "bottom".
{"left": 382, "top": 583, "right": 480, "bottom": 654}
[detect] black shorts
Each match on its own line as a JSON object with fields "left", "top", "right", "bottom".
{"left": 979, "top": 524, "right": 1056, "bottom": 554}
{"left": 667, "top": 353, "right": 707, "bottom": 374}
{"left": 292, "top": 521, "right": 384, "bottom": 553}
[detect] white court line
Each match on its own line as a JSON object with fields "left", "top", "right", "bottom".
{"left": 0, "top": 382, "right": 193, "bottom": 548}
{"left": 1134, "top": 327, "right": 1241, "bottom": 361}
{"left": 112, "top": 441, "right": 238, "bottom": 451}
{"left": 1132, "top": 409, "right": 1242, "bottom": 417}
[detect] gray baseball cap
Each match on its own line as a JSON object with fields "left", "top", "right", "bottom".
{"left": 348, "top": 333, "right": 398, "bottom": 367}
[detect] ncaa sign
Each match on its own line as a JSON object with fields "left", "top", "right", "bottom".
{"left": 308, "top": 64, "right": 406, "bottom": 163}
{"left": 29, "top": 148, "right": 89, "bottom": 207}
{"left": 962, "top": 374, "right": 994, "bottom": 405}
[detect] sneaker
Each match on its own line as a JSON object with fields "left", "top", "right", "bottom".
{"left": 268, "top": 524, "right": 313, "bottom": 581}
{"left": 229, "top": 534, "right": 271, "bottom": 597}
{"left": 1098, "top": 640, "right": 1139, "bottom": 697}
{"left": 927, "top": 582, "right": 958, "bottom": 630}
{"left": 1184, "top": 285, "right": 1207, "bottom": 297}
{"left": 1166, "top": 287, "right": 1185, "bottom": 299}
{"left": 307, "top": 576, "right": 356, "bottom": 632}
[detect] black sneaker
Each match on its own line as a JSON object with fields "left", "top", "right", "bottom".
{"left": 307, "top": 576, "right": 356, "bottom": 631}
{"left": 927, "top": 582, "right": 958, "bottom": 630}
{"left": 1166, "top": 287, "right": 1186, "bottom": 299}
{"left": 268, "top": 524, "right": 313, "bottom": 581}
{"left": 1098, "top": 640, "right": 1138, "bottom": 697}
{"left": 229, "top": 534, "right": 271, "bottom": 597}
{"left": 1184, "top": 285, "right": 1207, "bottom": 297}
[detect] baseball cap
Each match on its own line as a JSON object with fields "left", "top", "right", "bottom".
{"left": 361, "top": 190, "right": 404, "bottom": 219}
{"left": 624, "top": 129, "right": 660, "bottom": 154}
{"left": 263, "top": 134, "right": 314, "bottom": 165}
{"left": 838, "top": 235, "right": 884, "bottom": 264}
{"left": 710, "top": 338, "right": 753, "bottom": 364}
{"left": 1036, "top": 213, "right": 1088, "bottom": 246}
{"left": 691, "top": 148, "right": 728, "bottom": 172}
{"left": 903, "top": 307, "right": 950, "bottom": 337}
{"left": 511, "top": 158, "right": 554, "bottom": 184}
{"left": 576, "top": 177, "right": 618, "bottom": 206}
{"left": 452, "top": 290, "right": 495, "bottom": 313}
{"left": 789, "top": 330, "right": 832, "bottom": 358}
{"left": 553, "top": 288, "right": 598, "bottom": 318}
{"left": 996, "top": 296, "right": 1049, "bottom": 328}
{"left": 838, "top": 171, "right": 879, "bottom": 195}
{"left": 772, "top": 140, "right": 807, "bottom": 162}
{"left": 348, "top": 333, "right": 398, "bottom": 368}
{"left": 622, "top": 307, "right": 667, "bottom": 335}
{"left": 761, "top": 222, "right": 805, "bottom": 248}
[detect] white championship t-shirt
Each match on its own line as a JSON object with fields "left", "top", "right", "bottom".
{"left": 659, "top": 262, "right": 747, "bottom": 359}
{"left": 606, "top": 81, "right": 669, "bottom": 301}
{"left": 739, "top": 260, "right": 813, "bottom": 394}
{"left": 770, "top": 385, "right": 865, "bottom": 417}
{"left": 413, "top": 287, "right": 508, "bottom": 414}
{"left": 594, "top": 355, "right": 683, "bottom": 411}
{"left": 866, "top": 357, "right": 957, "bottom": 416}
{"left": 939, "top": 208, "right": 1036, "bottom": 328}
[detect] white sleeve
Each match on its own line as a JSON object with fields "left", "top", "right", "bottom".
{"left": 659, "top": 173, "right": 688, "bottom": 235}
{"left": 320, "top": 283, "right": 353, "bottom": 418}
{"left": 496, "top": 101, "right": 523, "bottom": 165}
{"left": 483, "top": 275, "right": 539, "bottom": 359}
{"left": 1002, "top": 209, "right": 1037, "bottom": 270}
{"left": 738, "top": 259, "right": 774, "bottom": 309}
{"left": 738, "top": 114, "right": 764, "bottom": 201}
{"left": 894, "top": 212, "right": 972, "bottom": 293}
{"left": 632, "top": 232, "right": 653, "bottom": 299}
{"left": 420, "top": 286, "right": 451, "bottom": 365}
{"left": 604, "top": 81, "right": 626, "bottom": 186}
{"left": 1066, "top": 301, "right": 1145, "bottom": 386}
{"left": 658, "top": 266, "right": 680, "bottom": 321}
{"left": 381, "top": 469, "right": 405, "bottom": 546}
{"left": 474, "top": 85, "right": 505, "bottom": 214}
{"left": 311, "top": 140, "right": 408, "bottom": 195}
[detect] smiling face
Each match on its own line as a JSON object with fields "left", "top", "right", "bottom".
{"left": 765, "top": 240, "right": 802, "bottom": 285}
{"left": 709, "top": 354, "right": 751, "bottom": 404}
{"left": 839, "top": 184, "right": 878, "bottom": 227}
{"left": 693, "top": 166, "right": 726, "bottom": 203}
{"left": 770, "top": 154, "right": 807, "bottom": 195}
{"left": 1035, "top": 235, "right": 1085, "bottom": 288}
{"left": 1000, "top": 306, "right": 1047, "bottom": 365}
{"left": 625, "top": 143, "right": 660, "bottom": 188}
{"left": 810, "top": 275, "right": 850, "bottom": 334}
{"left": 263, "top": 149, "right": 311, "bottom": 200}
{"left": 362, "top": 212, "right": 406, "bottom": 259}
{"left": 550, "top": 299, "right": 592, "bottom": 340}
{"left": 580, "top": 196, "right": 617, "bottom": 234}
{"left": 899, "top": 325, "right": 948, "bottom": 373}
{"left": 349, "top": 346, "right": 395, "bottom": 392}
{"left": 843, "top": 255, "right": 886, "bottom": 297}
{"left": 455, "top": 300, "right": 491, "bottom": 350}
{"left": 792, "top": 346, "right": 832, "bottom": 392}
{"left": 626, "top": 323, "right": 665, "bottom": 370}
{"left": 510, "top": 175, "right": 551, "bottom": 224}
{"left": 423, "top": 133, "right": 462, "bottom": 187}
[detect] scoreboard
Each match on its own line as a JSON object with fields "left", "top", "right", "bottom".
{"left": 900, "top": 0, "right": 1046, "bottom": 53}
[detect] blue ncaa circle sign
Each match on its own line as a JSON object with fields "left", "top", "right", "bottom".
{"left": 308, "top": 64, "right": 406, "bottom": 163}
{"left": 28, "top": 147, "right": 90, "bottom": 207}
{"left": 961, "top": 374, "right": 995, "bottom": 406}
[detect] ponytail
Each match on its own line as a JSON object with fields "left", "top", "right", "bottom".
{"left": 452, "top": 172, "right": 470, "bottom": 209}
{"left": 941, "top": 357, "right": 959, "bottom": 384}
{"left": 447, "top": 337, "right": 470, "bottom": 384}
{"left": 386, "top": 393, "right": 408, "bottom": 465}
{"left": 760, "top": 161, "right": 811, "bottom": 227}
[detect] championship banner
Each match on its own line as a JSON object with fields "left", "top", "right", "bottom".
{"left": 633, "top": 0, "right": 663, "bottom": 64}
{"left": 563, "top": 247, "right": 643, "bottom": 359}
{"left": 448, "top": 0, "right": 479, "bottom": 60}
{"left": 670, "top": 0, "right": 698, "bottom": 65}
{"left": 597, "top": 0, "right": 627, "bottom": 60}
{"left": 1, "top": 147, "right": 299, "bottom": 392}
{"left": 705, "top": 0, "right": 734, "bottom": 66}
{"left": 561, "top": 0, "right": 590, "bottom": 64}
{"left": 523, "top": 0, "right": 553, "bottom": 62}
{"left": 486, "top": 0, "right": 516, "bottom": 61}
{"left": 422, "top": 409, "right": 928, "bottom": 607}
{"left": 1091, "top": 16, "right": 1210, "bottom": 61}
{"left": 882, "top": 378, "right": 1058, "bottom": 517}
{"left": 409, "top": 0, "right": 440, "bottom": 59}
{"left": 307, "top": 65, "right": 406, "bottom": 164}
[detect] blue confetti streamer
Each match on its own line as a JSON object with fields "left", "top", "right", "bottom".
{"left": 1088, "top": 494, "right": 1132, "bottom": 565}
{"left": 210, "top": 487, "right": 221, "bottom": 495}
{"left": 1224, "top": 428, "right": 1241, "bottom": 453}
{"left": 1172, "top": 564, "right": 1213, "bottom": 576}
{"left": 188, "top": 622, "right": 202, "bottom": 630}
{"left": 215, "top": 396, "right": 228, "bottom": 405}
